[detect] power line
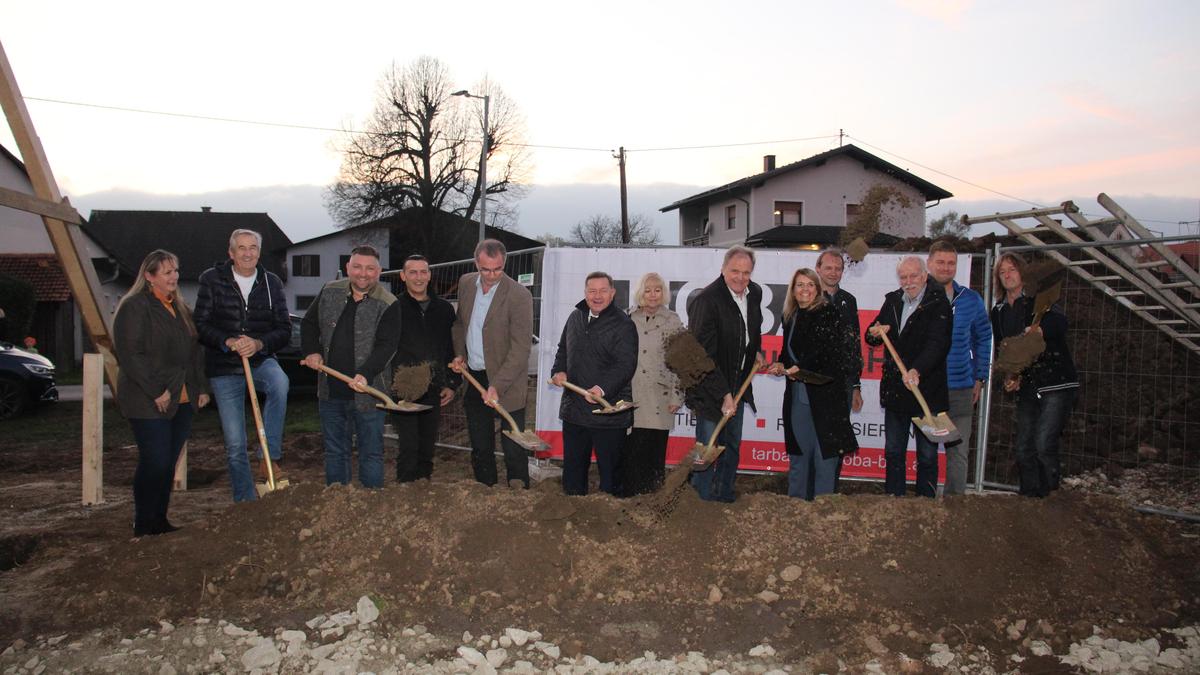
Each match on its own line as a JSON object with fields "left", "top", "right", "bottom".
{"left": 627, "top": 134, "right": 839, "bottom": 153}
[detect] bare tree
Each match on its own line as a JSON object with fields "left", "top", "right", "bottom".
{"left": 325, "top": 56, "right": 530, "bottom": 252}
{"left": 569, "top": 214, "right": 661, "bottom": 245}
{"left": 928, "top": 210, "right": 970, "bottom": 238}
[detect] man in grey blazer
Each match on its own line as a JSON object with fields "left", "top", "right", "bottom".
{"left": 451, "top": 239, "right": 534, "bottom": 488}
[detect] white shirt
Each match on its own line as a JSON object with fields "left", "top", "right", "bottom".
{"left": 466, "top": 275, "right": 497, "bottom": 371}
{"left": 728, "top": 286, "right": 749, "bottom": 347}
{"left": 233, "top": 269, "right": 257, "bottom": 304}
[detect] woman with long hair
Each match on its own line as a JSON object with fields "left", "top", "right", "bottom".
{"left": 768, "top": 268, "right": 858, "bottom": 500}
{"left": 113, "top": 250, "right": 210, "bottom": 536}
{"left": 620, "top": 272, "right": 684, "bottom": 495}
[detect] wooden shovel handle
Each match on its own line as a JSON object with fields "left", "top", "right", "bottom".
{"left": 242, "top": 355, "right": 275, "bottom": 489}
{"left": 455, "top": 364, "right": 522, "bottom": 433}
{"left": 315, "top": 363, "right": 397, "bottom": 407}
{"left": 876, "top": 331, "right": 936, "bottom": 420}
{"left": 706, "top": 357, "right": 761, "bottom": 447}
{"left": 556, "top": 379, "right": 616, "bottom": 410}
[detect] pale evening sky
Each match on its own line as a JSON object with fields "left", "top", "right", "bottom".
{"left": 2, "top": 0, "right": 1198, "bottom": 243}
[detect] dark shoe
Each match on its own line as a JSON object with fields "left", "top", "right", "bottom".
{"left": 154, "top": 519, "right": 181, "bottom": 534}
{"left": 133, "top": 523, "right": 155, "bottom": 537}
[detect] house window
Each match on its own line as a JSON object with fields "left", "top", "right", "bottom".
{"left": 295, "top": 295, "right": 316, "bottom": 312}
{"left": 774, "top": 201, "right": 803, "bottom": 226}
{"left": 292, "top": 254, "right": 320, "bottom": 277}
{"left": 725, "top": 205, "right": 736, "bottom": 230}
{"left": 845, "top": 203, "right": 862, "bottom": 225}
{"left": 338, "top": 255, "right": 352, "bottom": 274}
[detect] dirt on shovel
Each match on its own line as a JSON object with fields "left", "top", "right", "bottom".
{"left": 392, "top": 362, "right": 433, "bottom": 402}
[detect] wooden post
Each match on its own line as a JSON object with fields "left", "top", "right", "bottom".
{"left": 81, "top": 353, "right": 104, "bottom": 505}
{"left": 173, "top": 442, "right": 188, "bottom": 491}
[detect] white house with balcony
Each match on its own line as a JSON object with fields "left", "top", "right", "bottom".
{"left": 661, "top": 144, "right": 953, "bottom": 249}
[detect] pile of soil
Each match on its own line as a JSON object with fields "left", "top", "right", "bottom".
{"left": 2, "top": 429, "right": 1197, "bottom": 666}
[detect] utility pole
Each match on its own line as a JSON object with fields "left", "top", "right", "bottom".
{"left": 615, "top": 146, "right": 629, "bottom": 244}
{"left": 839, "top": 128, "right": 844, "bottom": 147}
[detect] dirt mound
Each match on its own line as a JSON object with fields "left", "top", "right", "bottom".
{"left": 11, "top": 477, "right": 1198, "bottom": 663}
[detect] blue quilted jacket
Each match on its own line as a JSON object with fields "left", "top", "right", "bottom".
{"left": 946, "top": 281, "right": 993, "bottom": 390}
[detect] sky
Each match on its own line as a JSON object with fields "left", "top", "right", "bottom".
{"left": 2, "top": 0, "right": 1198, "bottom": 244}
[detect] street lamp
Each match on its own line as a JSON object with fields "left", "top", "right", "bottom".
{"left": 452, "top": 89, "right": 490, "bottom": 243}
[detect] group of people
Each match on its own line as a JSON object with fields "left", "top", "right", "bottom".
{"left": 111, "top": 231, "right": 1077, "bottom": 535}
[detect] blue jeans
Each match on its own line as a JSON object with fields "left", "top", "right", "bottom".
{"left": 1015, "top": 387, "right": 1076, "bottom": 497}
{"left": 129, "top": 404, "right": 194, "bottom": 532}
{"left": 883, "top": 407, "right": 938, "bottom": 497}
{"left": 209, "top": 357, "right": 289, "bottom": 502}
{"left": 691, "top": 405, "right": 744, "bottom": 503}
{"left": 319, "top": 399, "right": 384, "bottom": 488}
{"left": 787, "top": 400, "right": 838, "bottom": 501}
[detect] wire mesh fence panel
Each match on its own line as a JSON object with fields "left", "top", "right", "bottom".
{"left": 981, "top": 243, "right": 1200, "bottom": 490}
{"left": 382, "top": 247, "right": 546, "bottom": 451}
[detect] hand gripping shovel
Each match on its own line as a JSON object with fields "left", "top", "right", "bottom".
{"left": 455, "top": 366, "right": 549, "bottom": 452}
{"left": 876, "top": 332, "right": 962, "bottom": 445}
{"left": 995, "top": 280, "right": 1064, "bottom": 377}
{"left": 686, "top": 357, "right": 762, "bottom": 469}
{"left": 554, "top": 380, "right": 638, "bottom": 415}
{"left": 242, "top": 355, "right": 288, "bottom": 496}
{"left": 315, "top": 364, "right": 431, "bottom": 412}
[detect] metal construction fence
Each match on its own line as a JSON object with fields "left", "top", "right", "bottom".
{"left": 977, "top": 239, "right": 1200, "bottom": 492}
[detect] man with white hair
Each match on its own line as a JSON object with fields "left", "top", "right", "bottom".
{"left": 864, "top": 256, "right": 952, "bottom": 497}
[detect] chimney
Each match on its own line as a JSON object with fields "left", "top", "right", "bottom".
{"left": 200, "top": 206, "right": 212, "bottom": 213}
{"left": 763, "top": 155, "right": 776, "bottom": 172}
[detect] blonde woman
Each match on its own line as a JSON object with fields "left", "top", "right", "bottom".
{"left": 621, "top": 272, "right": 684, "bottom": 495}
{"left": 767, "top": 268, "right": 858, "bottom": 500}
{"left": 113, "top": 250, "right": 209, "bottom": 536}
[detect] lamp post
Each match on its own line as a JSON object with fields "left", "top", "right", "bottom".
{"left": 452, "top": 89, "right": 490, "bottom": 243}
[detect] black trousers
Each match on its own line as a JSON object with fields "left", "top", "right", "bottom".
{"left": 464, "top": 369, "right": 530, "bottom": 488}
{"left": 129, "top": 404, "right": 194, "bottom": 532}
{"left": 395, "top": 388, "right": 441, "bottom": 482}
{"left": 620, "top": 427, "right": 669, "bottom": 496}
{"left": 562, "top": 421, "right": 626, "bottom": 496}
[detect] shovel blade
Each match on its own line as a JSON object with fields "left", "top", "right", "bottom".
{"left": 910, "top": 413, "right": 962, "bottom": 445}
{"left": 690, "top": 443, "right": 725, "bottom": 469}
{"left": 503, "top": 430, "right": 550, "bottom": 452}
{"left": 591, "top": 400, "right": 638, "bottom": 415}
{"left": 254, "top": 478, "right": 291, "bottom": 498}
{"left": 376, "top": 401, "right": 433, "bottom": 413}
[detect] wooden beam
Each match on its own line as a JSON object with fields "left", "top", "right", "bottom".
{"left": 0, "top": 39, "right": 119, "bottom": 394}
{"left": 0, "top": 185, "right": 82, "bottom": 223}
{"left": 81, "top": 353, "right": 104, "bottom": 505}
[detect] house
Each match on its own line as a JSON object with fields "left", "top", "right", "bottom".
{"left": 661, "top": 144, "right": 953, "bottom": 249}
{"left": 82, "top": 208, "right": 292, "bottom": 308}
{"left": 285, "top": 208, "right": 543, "bottom": 314}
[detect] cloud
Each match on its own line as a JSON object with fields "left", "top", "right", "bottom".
{"left": 1059, "top": 92, "right": 1139, "bottom": 125}
{"left": 892, "top": 0, "right": 972, "bottom": 25}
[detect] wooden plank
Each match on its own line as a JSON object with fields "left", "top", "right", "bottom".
{"left": 0, "top": 185, "right": 82, "bottom": 223}
{"left": 81, "top": 353, "right": 104, "bottom": 505}
{"left": 0, "top": 40, "right": 119, "bottom": 393}
{"left": 173, "top": 442, "right": 188, "bottom": 491}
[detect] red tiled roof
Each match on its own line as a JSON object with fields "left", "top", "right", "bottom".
{"left": 0, "top": 254, "right": 72, "bottom": 302}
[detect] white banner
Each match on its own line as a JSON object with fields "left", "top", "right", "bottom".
{"left": 534, "top": 247, "right": 971, "bottom": 478}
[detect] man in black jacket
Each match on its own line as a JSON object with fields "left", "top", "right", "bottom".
{"left": 686, "top": 246, "right": 763, "bottom": 503}
{"left": 194, "top": 229, "right": 292, "bottom": 502}
{"left": 393, "top": 254, "right": 460, "bottom": 482}
{"left": 551, "top": 271, "right": 637, "bottom": 495}
{"left": 864, "top": 256, "right": 952, "bottom": 498}
{"left": 991, "top": 253, "right": 1078, "bottom": 497}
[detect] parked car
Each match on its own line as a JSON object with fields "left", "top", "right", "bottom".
{"left": 0, "top": 341, "right": 58, "bottom": 419}
{"left": 276, "top": 314, "right": 317, "bottom": 392}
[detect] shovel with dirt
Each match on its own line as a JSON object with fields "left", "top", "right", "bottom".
{"left": 683, "top": 356, "right": 762, "bottom": 469}
{"left": 242, "top": 355, "right": 289, "bottom": 497}
{"left": 314, "top": 364, "right": 431, "bottom": 412}
{"left": 876, "top": 331, "right": 962, "bottom": 445}
{"left": 994, "top": 279, "right": 1064, "bottom": 377}
{"left": 553, "top": 380, "right": 638, "bottom": 415}
{"left": 453, "top": 365, "right": 549, "bottom": 452}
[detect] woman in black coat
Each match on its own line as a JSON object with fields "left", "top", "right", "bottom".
{"left": 113, "top": 250, "right": 209, "bottom": 537}
{"left": 768, "top": 268, "right": 858, "bottom": 500}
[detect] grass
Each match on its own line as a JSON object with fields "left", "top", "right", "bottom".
{"left": 0, "top": 395, "right": 323, "bottom": 447}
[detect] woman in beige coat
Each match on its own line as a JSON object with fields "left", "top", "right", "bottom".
{"left": 620, "top": 272, "right": 683, "bottom": 495}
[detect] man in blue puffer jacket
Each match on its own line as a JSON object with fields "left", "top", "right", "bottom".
{"left": 927, "top": 240, "right": 992, "bottom": 495}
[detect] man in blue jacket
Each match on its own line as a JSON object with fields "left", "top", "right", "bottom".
{"left": 928, "top": 241, "right": 992, "bottom": 495}
{"left": 194, "top": 229, "right": 292, "bottom": 502}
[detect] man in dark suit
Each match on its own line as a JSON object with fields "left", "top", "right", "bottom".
{"left": 451, "top": 239, "right": 534, "bottom": 488}
{"left": 686, "top": 245, "right": 762, "bottom": 503}
{"left": 864, "top": 256, "right": 952, "bottom": 498}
